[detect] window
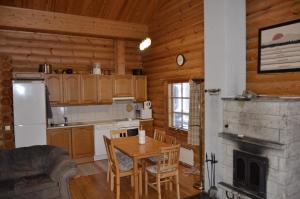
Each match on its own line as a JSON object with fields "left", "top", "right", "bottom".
{"left": 168, "top": 82, "right": 190, "bottom": 131}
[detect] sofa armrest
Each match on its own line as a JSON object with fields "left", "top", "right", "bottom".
{"left": 56, "top": 165, "right": 77, "bottom": 199}
{"left": 47, "top": 155, "right": 77, "bottom": 199}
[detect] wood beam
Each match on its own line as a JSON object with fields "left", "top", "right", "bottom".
{"left": 115, "top": 40, "right": 126, "bottom": 75}
{"left": 0, "top": 6, "right": 148, "bottom": 40}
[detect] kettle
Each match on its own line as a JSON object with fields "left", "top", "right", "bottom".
{"left": 39, "top": 64, "right": 52, "bottom": 74}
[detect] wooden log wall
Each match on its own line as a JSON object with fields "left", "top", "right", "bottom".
{"left": 246, "top": 0, "right": 300, "bottom": 96}
{"left": 0, "top": 55, "right": 14, "bottom": 149}
{"left": 0, "top": 29, "right": 142, "bottom": 73}
{"left": 142, "top": 0, "right": 204, "bottom": 140}
{"left": 125, "top": 40, "right": 143, "bottom": 72}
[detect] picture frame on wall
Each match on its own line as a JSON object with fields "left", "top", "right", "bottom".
{"left": 258, "top": 19, "right": 300, "bottom": 73}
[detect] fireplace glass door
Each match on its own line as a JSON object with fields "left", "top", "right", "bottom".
{"left": 233, "top": 150, "right": 268, "bottom": 198}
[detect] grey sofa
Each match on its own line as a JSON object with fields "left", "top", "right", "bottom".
{"left": 0, "top": 145, "right": 77, "bottom": 199}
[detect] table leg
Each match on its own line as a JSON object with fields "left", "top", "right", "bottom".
{"left": 133, "top": 157, "right": 139, "bottom": 199}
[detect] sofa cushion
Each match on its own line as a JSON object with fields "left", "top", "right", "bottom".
{"left": 0, "top": 174, "right": 58, "bottom": 199}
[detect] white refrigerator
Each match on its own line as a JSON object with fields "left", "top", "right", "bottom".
{"left": 13, "top": 80, "right": 47, "bottom": 148}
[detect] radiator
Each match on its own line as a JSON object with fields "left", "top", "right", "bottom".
{"left": 179, "top": 147, "right": 194, "bottom": 166}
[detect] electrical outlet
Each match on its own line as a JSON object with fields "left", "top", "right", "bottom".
{"left": 4, "top": 125, "right": 11, "bottom": 131}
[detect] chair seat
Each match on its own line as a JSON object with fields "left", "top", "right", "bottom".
{"left": 116, "top": 150, "right": 133, "bottom": 172}
{"left": 147, "top": 155, "right": 168, "bottom": 163}
{"left": 146, "top": 165, "right": 176, "bottom": 174}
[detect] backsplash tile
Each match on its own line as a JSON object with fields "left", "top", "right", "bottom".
{"left": 50, "top": 101, "right": 136, "bottom": 124}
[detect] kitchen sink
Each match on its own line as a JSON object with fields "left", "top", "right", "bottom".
{"left": 50, "top": 122, "right": 88, "bottom": 127}
{"left": 50, "top": 123, "right": 68, "bottom": 127}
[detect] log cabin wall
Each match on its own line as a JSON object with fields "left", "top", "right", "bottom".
{"left": 0, "top": 29, "right": 142, "bottom": 73}
{"left": 142, "top": 0, "right": 204, "bottom": 143}
{"left": 0, "top": 55, "right": 14, "bottom": 149}
{"left": 246, "top": 0, "right": 300, "bottom": 96}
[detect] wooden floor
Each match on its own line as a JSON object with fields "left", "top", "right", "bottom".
{"left": 70, "top": 160, "right": 201, "bottom": 199}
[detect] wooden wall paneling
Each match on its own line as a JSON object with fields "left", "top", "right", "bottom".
{"left": 246, "top": 0, "right": 300, "bottom": 96}
{"left": 142, "top": 0, "right": 204, "bottom": 142}
{"left": 0, "top": 6, "right": 148, "bottom": 39}
{"left": 0, "top": 55, "right": 14, "bottom": 149}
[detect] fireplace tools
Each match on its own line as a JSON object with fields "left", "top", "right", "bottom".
{"left": 207, "top": 153, "right": 218, "bottom": 198}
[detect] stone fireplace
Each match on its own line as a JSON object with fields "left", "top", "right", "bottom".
{"left": 218, "top": 98, "right": 300, "bottom": 199}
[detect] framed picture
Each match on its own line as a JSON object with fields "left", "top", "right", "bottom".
{"left": 258, "top": 19, "right": 300, "bottom": 73}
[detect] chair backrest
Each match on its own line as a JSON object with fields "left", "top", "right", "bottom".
{"left": 111, "top": 129, "right": 128, "bottom": 139}
{"left": 153, "top": 128, "right": 165, "bottom": 142}
{"left": 164, "top": 134, "right": 177, "bottom": 145}
{"left": 103, "top": 136, "right": 119, "bottom": 173}
{"left": 158, "top": 144, "right": 180, "bottom": 172}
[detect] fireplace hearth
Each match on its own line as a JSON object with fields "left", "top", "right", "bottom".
{"left": 233, "top": 150, "right": 268, "bottom": 199}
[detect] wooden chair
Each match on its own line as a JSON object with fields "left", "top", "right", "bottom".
{"left": 103, "top": 136, "right": 142, "bottom": 199}
{"left": 164, "top": 134, "right": 177, "bottom": 145}
{"left": 111, "top": 129, "right": 128, "bottom": 138}
{"left": 145, "top": 144, "right": 181, "bottom": 199}
{"left": 153, "top": 128, "right": 166, "bottom": 142}
{"left": 106, "top": 129, "right": 129, "bottom": 184}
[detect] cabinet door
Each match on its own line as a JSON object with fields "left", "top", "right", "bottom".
{"left": 63, "top": 74, "right": 81, "bottom": 104}
{"left": 47, "top": 128, "right": 72, "bottom": 157}
{"left": 45, "top": 74, "right": 63, "bottom": 105}
{"left": 98, "top": 76, "right": 113, "bottom": 104}
{"left": 140, "top": 120, "right": 153, "bottom": 137}
{"left": 113, "top": 75, "right": 134, "bottom": 97}
{"left": 81, "top": 75, "right": 97, "bottom": 104}
{"left": 134, "top": 76, "right": 147, "bottom": 102}
{"left": 71, "top": 126, "right": 94, "bottom": 159}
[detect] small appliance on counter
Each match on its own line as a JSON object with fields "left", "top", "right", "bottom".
{"left": 137, "top": 101, "right": 152, "bottom": 119}
{"left": 92, "top": 63, "right": 101, "bottom": 75}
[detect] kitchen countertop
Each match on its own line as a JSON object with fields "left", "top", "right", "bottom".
{"left": 47, "top": 119, "right": 139, "bottom": 129}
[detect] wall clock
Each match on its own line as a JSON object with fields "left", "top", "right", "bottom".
{"left": 176, "top": 54, "right": 185, "bottom": 66}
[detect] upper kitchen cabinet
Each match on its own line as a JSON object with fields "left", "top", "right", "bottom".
{"left": 134, "top": 75, "right": 147, "bottom": 102}
{"left": 113, "top": 75, "right": 134, "bottom": 97}
{"left": 98, "top": 76, "right": 113, "bottom": 104}
{"left": 63, "top": 74, "right": 81, "bottom": 104}
{"left": 45, "top": 74, "right": 63, "bottom": 105}
{"left": 81, "top": 75, "right": 97, "bottom": 104}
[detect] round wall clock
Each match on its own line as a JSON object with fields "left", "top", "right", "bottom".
{"left": 176, "top": 54, "right": 185, "bottom": 66}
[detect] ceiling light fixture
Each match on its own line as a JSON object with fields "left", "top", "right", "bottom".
{"left": 139, "top": 37, "right": 151, "bottom": 51}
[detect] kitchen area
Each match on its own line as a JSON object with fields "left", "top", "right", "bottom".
{"left": 12, "top": 69, "right": 154, "bottom": 164}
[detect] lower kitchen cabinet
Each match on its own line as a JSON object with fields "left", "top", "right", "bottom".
{"left": 140, "top": 119, "right": 154, "bottom": 137}
{"left": 47, "top": 128, "right": 72, "bottom": 157}
{"left": 71, "top": 126, "right": 94, "bottom": 161}
{"left": 47, "top": 125, "right": 94, "bottom": 163}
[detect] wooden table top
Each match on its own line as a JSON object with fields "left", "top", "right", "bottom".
{"left": 112, "top": 136, "right": 170, "bottom": 159}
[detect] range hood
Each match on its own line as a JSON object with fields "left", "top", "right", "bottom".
{"left": 112, "top": 97, "right": 135, "bottom": 101}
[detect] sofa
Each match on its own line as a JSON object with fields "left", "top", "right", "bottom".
{"left": 0, "top": 145, "right": 77, "bottom": 199}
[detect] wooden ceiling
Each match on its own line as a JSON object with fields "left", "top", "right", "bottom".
{"left": 0, "top": 0, "right": 163, "bottom": 24}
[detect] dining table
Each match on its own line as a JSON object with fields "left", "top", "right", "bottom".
{"left": 112, "top": 136, "right": 171, "bottom": 199}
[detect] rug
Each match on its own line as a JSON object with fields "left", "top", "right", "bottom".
{"left": 77, "top": 163, "right": 100, "bottom": 176}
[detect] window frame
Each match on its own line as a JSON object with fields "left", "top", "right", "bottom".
{"left": 168, "top": 81, "right": 190, "bottom": 132}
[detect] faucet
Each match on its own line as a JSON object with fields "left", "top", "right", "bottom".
{"left": 64, "top": 117, "right": 68, "bottom": 125}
